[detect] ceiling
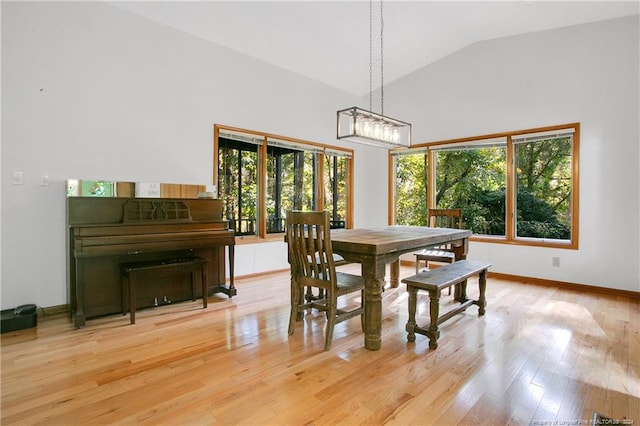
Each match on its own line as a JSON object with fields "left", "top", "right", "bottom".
{"left": 110, "top": 1, "right": 639, "bottom": 96}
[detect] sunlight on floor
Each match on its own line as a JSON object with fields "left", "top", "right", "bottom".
{"left": 521, "top": 300, "right": 638, "bottom": 398}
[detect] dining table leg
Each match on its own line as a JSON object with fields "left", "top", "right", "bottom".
{"left": 389, "top": 260, "right": 400, "bottom": 288}
{"left": 361, "top": 259, "right": 386, "bottom": 351}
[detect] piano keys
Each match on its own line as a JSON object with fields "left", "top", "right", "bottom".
{"left": 67, "top": 197, "right": 234, "bottom": 328}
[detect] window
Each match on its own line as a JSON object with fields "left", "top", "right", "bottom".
{"left": 390, "top": 123, "right": 579, "bottom": 249}
{"left": 391, "top": 148, "right": 428, "bottom": 226}
{"left": 215, "top": 125, "right": 354, "bottom": 238}
{"left": 266, "top": 138, "right": 321, "bottom": 234}
{"left": 323, "top": 150, "right": 352, "bottom": 229}
{"left": 217, "top": 132, "right": 261, "bottom": 236}
{"left": 513, "top": 130, "right": 574, "bottom": 241}
{"left": 432, "top": 138, "right": 507, "bottom": 236}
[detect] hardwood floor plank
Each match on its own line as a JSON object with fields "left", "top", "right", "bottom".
{"left": 2, "top": 267, "right": 638, "bottom": 425}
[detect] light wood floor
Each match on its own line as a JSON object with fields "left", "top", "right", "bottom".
{"left": 2, "top": 264, "right": 639, "bottom": 425}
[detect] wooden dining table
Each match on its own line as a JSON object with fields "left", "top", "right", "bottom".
{"left": 329, "top": 225, "right": 472, "bottom": 351}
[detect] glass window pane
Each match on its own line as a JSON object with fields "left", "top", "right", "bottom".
{"left": 323, "top": 154, "right": 348, "bottom": 229}
{"left": 394, "top": 152, "right": 428, "bottom": 226}
{"left": 515, "top": 136, "right": 572, "bottom": 240}
{"left": 435, "top": 147, "right": 506, "bottom": 236}
{"left": 266, "top": 146, "right": 316, "bottom": 233}
{"left": 216, "top": 125, "right": 354, "bottom": 238}
{"left": 218, "top": 138, "right": 259, "bottom": 236}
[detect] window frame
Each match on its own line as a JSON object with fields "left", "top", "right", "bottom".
{"left": 214, "top": 124, "right": 354, "bottom": 242}
{"left": 389, "top": 123, "right": 580, "bottom": 249}
{"left": 217, "top": 135, "right": 262, "bottom": 236}
{"left": 388, "top": 147, "right": 429, "bottom": 226}
{"left": 265, "top": 138, "right": 322, "bottom": 234}
{"left": 323, "top": 149, "right": 352, "bottom": 230}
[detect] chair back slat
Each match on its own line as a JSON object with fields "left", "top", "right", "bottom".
{"left": 428, "top": 209, "right": 462, "bottom": 229}
{"left": 286, "top": 210, "right": 336, "bottom": 287}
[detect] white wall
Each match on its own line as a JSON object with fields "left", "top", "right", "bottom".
{"left": 386, "top": 16, "right": 639, "bottom": 291}
{"left": 0, "top": 1, "right": 364, "bottom": 309}
{"left": 1, "top": 3, "right": 638, "bottom": 311}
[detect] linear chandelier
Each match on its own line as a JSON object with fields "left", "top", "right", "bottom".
{"left": 336, "top": 0, "right": 411, "bottom": 149}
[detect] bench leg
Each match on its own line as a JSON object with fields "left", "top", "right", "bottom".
{"left": 478, "top": 270, "right": 487, "bottom": 316}
{"left": 191, "top": 271, "right": 197, "bottom": 301}
{"left": 427, "top": 289, "right": 441, "bottom": 349}
{"left": 122, "top": 276, "right": 128, "bottom": 316}
{"left": 454, "top": 279, "right": 469, "bottom": 302}
{"left": 406, "top": 286, "right": 418, "bottom": 342}
{"left": 189, "top": 265, "right": 208, "bottom": 309}
{"left": 201, "top": 266, "right": 208, "bottom": 309}
{"left": 129, "top": 274, "right": 136, "bottom": 325}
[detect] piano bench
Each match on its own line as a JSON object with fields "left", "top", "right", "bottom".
{"left": 121, "top": 257, "right": 208, "bottom": 324}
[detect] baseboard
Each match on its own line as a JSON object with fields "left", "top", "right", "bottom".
{"left": 236, "top": 268, "right": 291, "bottom": 281}
{"left": 38, "top": 304, "right": 69, "bottom": 318}
{"left": 400, "top": 259, "right": 639, "bottom": 299}
{"left": 487, "top": 271, "right": 640, "bottom": 299}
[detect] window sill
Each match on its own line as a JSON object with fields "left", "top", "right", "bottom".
{"left": 471, "top": 235, "right": 577, "bottom": 250}
{"left": 234, "top": 233, "right": 285, "bottom": 245}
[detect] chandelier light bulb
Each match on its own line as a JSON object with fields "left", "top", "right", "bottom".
{"left": 383, "top": 125, "right": 391, "bottom": 142}
{"left": 392, "top": 128, "right": 400, "bottom": 143}
{"left": 363, "top": 119, "right": 372, "bottom": 137}
{"left": 373, "top": 121, "right": 382, "bottom": 139}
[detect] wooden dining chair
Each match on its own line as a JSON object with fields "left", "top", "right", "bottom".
{"left": 304, "top": 253, "right": 348, "bottom": 302}
{"left": 286, "top": 210, "right": 365, "bottom": 351}
{"left": 414, "top": 209, "right": 463, "bottom": 294}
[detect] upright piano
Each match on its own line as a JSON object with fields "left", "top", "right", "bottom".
{"left": 68, "top": 196, "right": 234, "bottom": 328}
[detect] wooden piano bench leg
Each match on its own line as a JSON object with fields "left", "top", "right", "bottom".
{"left": 128, "top": 272, "right": 137, "bottom": 325}
{"left": 201, "top": 263, "right": 208, "bottom": 309}
{"left": 187, "top": 258, "right": 208, "bottom": 309}
{"left": 188, "top": 260, "right": 208, "bottom": 310}
{"left": 121, "top": 269, "right": 137, "bottom": 325}
{"left": 191, "top": 271, "right": 197, "bottom": 301}
{"left": 122, "top": 275, "right": 129, "bottom": 316}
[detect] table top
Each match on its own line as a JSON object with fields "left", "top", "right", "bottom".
{"left": 329, "top": 225, "right": 472, "bottom": 256}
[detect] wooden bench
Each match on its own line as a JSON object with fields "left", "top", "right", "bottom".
{"left": 401, "top": 259, "right": 491, "bottom": 349}
{"left": 122, "top": 257, "right": 208, "bottom": 324}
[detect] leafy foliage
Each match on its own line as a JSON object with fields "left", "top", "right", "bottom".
{"left": 219, "top": 138, "right": 350, "bottom": 234}
{"left": 395, "top": 153, "right": 428, "bottom": 226}
{"left": 395, "top": 137, "right": 572, "bottom": 240}
{"left": 324, "top": 155, "right": 348, "bottom": 223}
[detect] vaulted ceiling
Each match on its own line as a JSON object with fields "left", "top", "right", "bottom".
{"left": 111, "top": 1, "right": 639, "bottom": 96}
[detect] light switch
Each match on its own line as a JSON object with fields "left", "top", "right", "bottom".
{"left": 41, "top": 175, "right": 51, "bottom": 186}
{"left": 12, "top": 172, "right": 24, "bottom": 185}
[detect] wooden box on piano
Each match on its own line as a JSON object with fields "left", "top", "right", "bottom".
{"left": 67, "top": 197, "right": 235, "bottom": 328}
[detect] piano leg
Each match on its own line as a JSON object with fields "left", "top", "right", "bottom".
{"left": 207, "top": 244, "right": 236, "bottom": 298}
{"left": 74, "top": 262, "right": 86, "bottom": 328}
{"left": 73, "top": 313, "right": 86, "bottom": 329}
{"left": 227, "top": 244, "right": 235, "bottom": 297}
